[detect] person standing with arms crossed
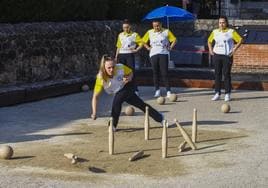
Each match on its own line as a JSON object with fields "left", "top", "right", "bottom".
{"left": 91, "top": 55, "right": 165, "bottom": 131}
{"left": 142, "top": 20, "right": 177, "bottom": 98}
{"left": 208, "top": 16, "right": 242, "bottom": 101}
{"left": 115, "top": 19, "right": 143, "bottom": 96}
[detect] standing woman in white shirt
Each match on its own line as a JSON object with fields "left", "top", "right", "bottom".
{"left": 142, "top": 20, "right": 177, "bottom": 98}
{"left": 208, "top": 16, "right": 243, "bottom": 101}
{"left": 115, "top": 19, "right": 143, "bottom": 95}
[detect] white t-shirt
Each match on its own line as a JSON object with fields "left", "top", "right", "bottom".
{"left": 142, "top": 28, "right": 177, "bottom": 57}
{"left": 116, "top": 32, "right": 141, "bottom": 54}
{"left": 94, "top": 64, "right": 132, "bottom": 95}
{"left": 208, "top": 28, "right": 242, "bottom": 56}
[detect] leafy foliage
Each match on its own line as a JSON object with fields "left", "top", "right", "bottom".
{"left": 0, "top": 0, "right": 182, "bottom": 23}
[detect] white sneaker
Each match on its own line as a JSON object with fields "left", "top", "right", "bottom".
{"left": 112, "top": 126, "right": 117, "bottom": 132}
{"left": 166, "top": 91, "right": 171, "bottom": 98}
{"left": 211, "top": 93, "right": 220, "bottom": 101}
{"left": 135, "top": 91, "right": 139, "bottom": 96}
{"left": 154, "top": 89, "right": 161, "bottom": 98}
{"left": 160, "top": 113, "right": 168, "bottom": 128}
{"left": 224, "top": 93, "right": 231, "bottom": 101}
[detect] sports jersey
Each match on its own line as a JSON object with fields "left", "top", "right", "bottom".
{"left": 208, "top": 28, "right": 242, "bottom": 56}
{"left": 94, "top": 64, "right": 132, "bottom": 95}
{"left": 116, "top": 32, "right": 142, "bottom": 54}
{"left": 142, "top": 28, "right": 176, "bottom": 57}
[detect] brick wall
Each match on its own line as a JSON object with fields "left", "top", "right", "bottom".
{"left": 233, "top": 44, "right": 268, "bottom": 72}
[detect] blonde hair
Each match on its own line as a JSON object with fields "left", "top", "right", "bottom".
{"left": 98, "top": 54, "right": 115, "bottom": 82}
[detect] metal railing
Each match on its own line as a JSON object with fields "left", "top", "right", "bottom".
{"left": 211, "top": 7, "right": 241, "bottom": 18}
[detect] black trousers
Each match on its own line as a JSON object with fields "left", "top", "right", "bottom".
{"left": 111, "top": 82, "right": 163, "bottom": 128}
{"left": 118, "top": 53, "right": 138, "bottom": 91}
{"left": 150, "top": 54, "right": 170, "bottom": 91}
{"left": 213, "top": 54, "right": 232, "bottom": 95}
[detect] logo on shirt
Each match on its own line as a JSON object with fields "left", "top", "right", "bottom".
{"left": 117, "top": 75, "right": 123, "bottom": 81}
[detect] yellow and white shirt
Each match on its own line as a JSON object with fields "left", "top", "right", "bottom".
{"left": 142, "top": 28, "right": 176, "bottom": 57}
{"left": 94, "top": 64, "right": 132, "bottom": 95}
{"left": 208, "top": 28, "right": 242, "bottom": 56}
{"left": 116, "top": 32, "right": 142, "bottom": 54}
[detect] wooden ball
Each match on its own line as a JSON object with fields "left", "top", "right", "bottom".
{"left": 125, "top": 106, "right": 135, "bottom": 116}
{"left": 169, "top": 94, "right": 177, "bottom": 102}
{"left": 81, "top": 84, "right": 89, "bottom": 92}
{"left": 0, "top": 145, "right": 13, "bottom": 159}
{"left": 157, "top": 96, "right": 165, "bottom": 105}
{"left": 221, "top": 103, "right": 231, "bottom": 113}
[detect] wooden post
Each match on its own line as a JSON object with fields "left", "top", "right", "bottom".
{"left": 192, "top": 108, "right": 197, "bottom": 143}
{"left": 162, "top": 120, "right": 168, "bottom": 158}
{"left": 129, "top": 150, "right": 144, "bottom": 161}
{"left": 174, "top": 119, "right": 197, "bottom": 150}
{"left": 144, "top": 106, "right": 150, "bottom": 140}
{"left": 178, "top": 141, "right": 187, "bottom": 152}
{"left": 108, "top": 118, "right": 114, "bottom": 155}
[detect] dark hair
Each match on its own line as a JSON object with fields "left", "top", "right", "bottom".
{"left": 123, "top": 19, "right": 130, "bottom": 25}
{"left": 219, "top": 16, "right": 229, "bottom": 27}
{"left": 152, "top": 20, "right": 162, "bottom": 24}
{"left": 102, "top": 54, "right": 114, "bottom": 61}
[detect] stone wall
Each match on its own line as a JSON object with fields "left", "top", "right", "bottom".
{"left": 0, "top": 21, "right": 121, "bottom": 85}
{"left": 0, "top": 20, "right": 207, "bottom": 86}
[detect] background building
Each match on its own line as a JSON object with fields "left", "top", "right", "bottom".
{"left": 206, "top": 0, "right": 268, "bottom": 19}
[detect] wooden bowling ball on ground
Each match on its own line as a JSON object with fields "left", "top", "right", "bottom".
{"left": 221, "top": 103, "right": 231, "bottom": 113}
{"left": 169, "top": 94, "right": 177, "bottom": 102}
{"left": 0, "top": 145, "right": 13, "bottom": 159}
{"left": 157, "top": 96, "right": 165, "bottom": 105}
{"left": 125, "top": 106, "right": 135, "bottom": 116}
{"left": 81, "top": 84, "right": 89, "bottom": 92}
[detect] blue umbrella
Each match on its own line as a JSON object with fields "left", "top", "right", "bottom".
{"left": 142, "top": 5, "right": 195, "bottom": 67}
{"left": 142, "top": 5, "right": 195, "bottom": 28}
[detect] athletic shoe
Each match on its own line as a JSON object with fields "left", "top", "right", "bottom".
{"left": 166, "top": 91, "right": 171, "bottom": 98}
{"left": 112, "top": 126, "right": 117, "bottom": 132}
{"left": 224, "top": 93, "right": 231, "bottom": 101}
{"left": 161, "top": 113, "right": 168, "bottom": 128}
{"left": 211, "top": 93, "right": 220, "bottom": 101}
{"left": 154, "top": 89, "right": 161, "bottom": 98}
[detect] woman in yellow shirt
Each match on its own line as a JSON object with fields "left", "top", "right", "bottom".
{"left": 142, "top": 20, "right": 177, "bottom": 98}
{"left": 91, "top": 55, "right": 164, "bottom": 131}
{"left": 115, "top": 19, "right": 143, "bottom": 95}
{"left": 208, "top": 16, "right": 242, "bottom": 101}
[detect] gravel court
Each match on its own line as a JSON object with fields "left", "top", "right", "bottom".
{"left": 0, "top": 86, "right": 267, "bottom": 187}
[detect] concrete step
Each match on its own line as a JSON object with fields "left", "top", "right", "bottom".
{"left": 1, "top": 68, "right": 267, "bottom": 107}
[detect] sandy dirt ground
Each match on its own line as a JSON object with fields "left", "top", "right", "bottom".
{"left": 0, "top": 87, "right": 267, "bottom": 187}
